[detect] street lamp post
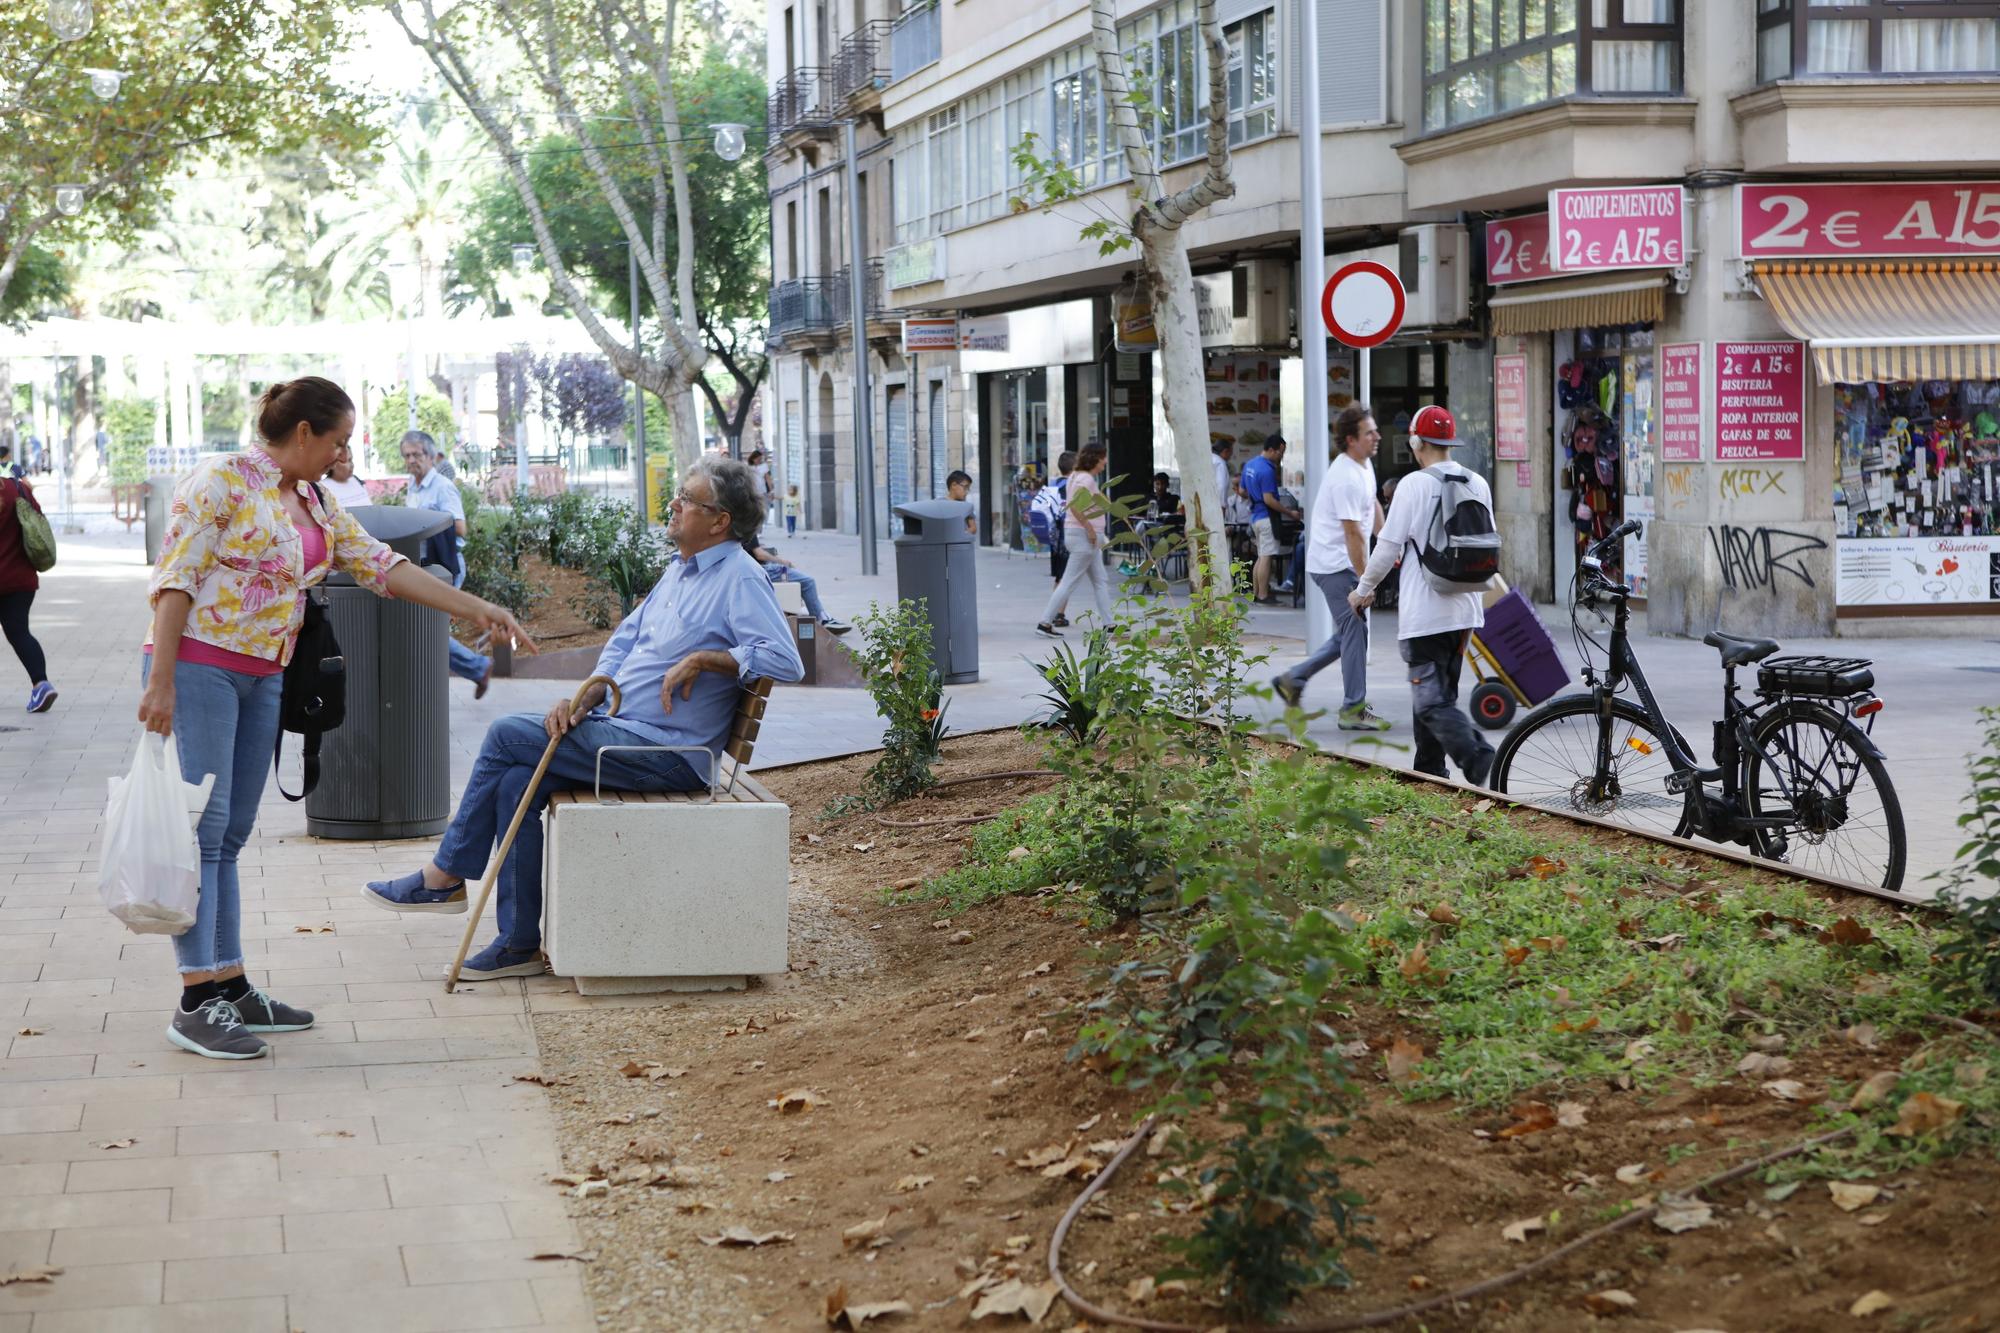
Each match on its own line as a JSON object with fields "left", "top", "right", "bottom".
{"left": 628, "top": 243, "right": 649, "bottom": 525}
{"left": 842, "top": 119, "right": 879, "bottom": 576}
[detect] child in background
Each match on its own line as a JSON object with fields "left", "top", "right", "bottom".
{"left": 784, "top": 484, "right": 800, "bottom": 536}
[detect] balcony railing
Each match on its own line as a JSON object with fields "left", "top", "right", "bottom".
{"left": 834, "top": 20, "right": 894, "bottom": 102}
{"left": 890, "top": 1, "right": 941, "bottom": 83}
{"left": 768, "top": 277, "right": 839, "bottom": 338}
{"left": 766, "top": 66, "right": 835, "bottom": 142}
{"left": 830, "top": 261, "right": 888, "bottom": 325}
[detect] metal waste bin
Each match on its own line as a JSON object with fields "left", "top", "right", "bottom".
{"left": 306, "top": 507, "right": 457, "bottom": 840}
{"left": 892, "top": 499, "right": 978, "bottom": 684}
{"left": 143, "top": 473, "right": 177, "bottom": 565}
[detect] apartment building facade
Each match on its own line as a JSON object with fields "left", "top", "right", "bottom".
{"left": 766, "top": 0, "right": 2000, "bottom": 637}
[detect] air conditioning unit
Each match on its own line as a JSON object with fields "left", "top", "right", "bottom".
{"left": 1397, "top": 223, "right": 1470, "bottom": 328}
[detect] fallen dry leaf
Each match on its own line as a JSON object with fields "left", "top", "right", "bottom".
{"left": 824, "top": 1280, "right": 914, "bottom": 1328}
{"left": 1496, "top": 1101, "right": 1558, "bottom": 1139}
{"left": 1849, "top": 1290, "right": 1894, "bottom": 1317}
{"left": 573, "top": 1180, "right": 608, "bottom": 1200}
{"left": 1623, "top": 1038, "right": 1656, "bottom": 1064}
{"left": 1427, "top": 902, "right": 1462, "bottom": 926}
{"left": 851, "top": 842, "right": 875, "bottom": 853}
{"left": 1013, "top": 1143, "right": 1072, "bottom": 1170}
{"left": 1125, "top": 1276, "right": 1156, "bottom": 1304}
{"left": 0, "top": 1266, "right": 62, "bottom": 1286}
{"left": 769, "top": 1089, "right": 819, "bottom": 1114}
{"left": 1074, "top": 1113, "right": 1101, "bottom": 1132}
{"left": 1384, "top": 1037, "right": 1424, "bottom": 1085}
{"left": 1583, "top": 1289, "right": 1638, "bottom": 1315}
{"left": 1615, "top": 1163, "right": 1656, "bottom": 1185}
{"left": 16, "top": 1027, "right": 43, "bottom": 1036}
{"left": 600, "top": 1112, "right": 636, "bottom": 1126}
{"left": 1736, "top": 1052, "right": 1792, "bottom": 1078}
{"left": 892, "top": 1173, "right": 934, "bottom": 1193}
{"left": 530, "top": 1249, "right": 597, "bottom": 1262}
{"left": 292, "top": 923, "right": 335, "bottom": 934}
{"left": 1760, "top": 1079, "right": 1808, "bottom": 1102}
{"left": 1819, "top": 916, "right": 1876, "bottom": 948}
{"left": 1471, "top": 797, "right": 1495, "bottom": 813}
{"left": 626, "top": 1135, "right": 672, "bottom": 1163}
{"left": 1018, "top": 962, "right": 1052, "bottom": 978}
{"left": 1850, "top": 1070, "right": 1900, "bottom": 1109}
{"left": 1651, "top": 1193, "right": 1714, "bottom": 1233}
{"left": 969, "top": 1278, "right": 1061, "bottom": 1323}
{"left": 946, "top": 930, "right": 974, "bottom": 946}
{"left": 1039, "top": 1155, "right": 1103, "bottom": 1181}
{"left": 617, "top": 1060, "right": 686, "bottom": 1080}
{"left": 1003, "top": 845, "right": 1030, "bottom": 861}
{"left": 1956, "top": 1061, "right": 1989, "bottom": 1089}
{"left": 1857, "top": 1211, "right": 1890, "bottom": 1227}
{"left": 700, "top": 1227, "right": 794, "bottom": 1247}
{"left": 1842, "top": 1022, "right": 1880, "bottom": 1049}
{"left": 94, "top": 1139, "right": 136, "bottom": 1151}
{"left": 513, "top": 1072, "right": 573, "bottom": 1088}
{"left": 1510, "top": 854, "right": 1568, "bottom": 880}
{"left": 804, "top": 833, "right": 823, "bottom": 844}
{"left": 1886, "top": 1091, "right": 1964, "bottom": 1137}
{"left": 1556, "top": 1100, "right": 1588, "bottom": 1128}
{"left": 1829, "top": 1182, "right": 1881, "bottom": 1212}
{"left": 1500, "top": 1215, "right": 1544, "bottom": 1243}
{"left": 842, "top": 1210, "right": 897, "bottom": 1250}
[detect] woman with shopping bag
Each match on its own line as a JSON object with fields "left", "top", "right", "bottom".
{"left": 138, "top": 377, "right": 534, "bottom": 1060}
{"left": 0, "top": 469, "right": 57, "bottom": 713}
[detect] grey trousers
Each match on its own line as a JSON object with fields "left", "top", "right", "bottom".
{"left": 1280, "top": 570, "right": 1368, "bottom": 709}
{"left": 1400, "top": 629, "right": 1495, "bottom": 785}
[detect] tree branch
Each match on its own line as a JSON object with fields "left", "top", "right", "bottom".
{"left": 1156, "top": 0, "right": 1235, "bottom": 228}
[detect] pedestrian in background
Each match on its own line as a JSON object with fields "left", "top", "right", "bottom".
{"left": 139, "top": 376, "right": 531, "bottom": 1059}
{"left": 402, "top": 430, "right": 493, "bottom": 698}
{"left": 1349, "top": 406, "right": 1494, "bottom": 785}
{"left": 0, "top": 471, "right": 56, "bottom": 714}
{"left": 1241, "top": 434, "right": 1299, "bottom": 605}
{"left": 946, "top": 469, "right": 976, "bottom": 536}
{"left": 1036, "top": 444, "right": 1111, "bottom": 638}
{"left": 1274, "top": 404, "right": 1389, "bottom": 730}
{"left": 322, "top": 442, "right": 372, "bottom": 509}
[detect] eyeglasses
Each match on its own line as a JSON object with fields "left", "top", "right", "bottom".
{"left": 670, "top": 490, "right": 723, "bottom": 513}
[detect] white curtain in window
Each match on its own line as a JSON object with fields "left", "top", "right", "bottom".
{"left": 1593, "top": 39, "right": 1674, "bottom": 91}
{"left": 1806, "top": 19, "right": 1868, "bottom": 73}
{"left": 1621, "top": 0, "right": 1674, "bottom": 24}
{"left": 1884, "top": 18, "right": 1999, "bottom": 73}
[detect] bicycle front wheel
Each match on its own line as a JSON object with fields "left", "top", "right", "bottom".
{"left": 1489, "top": 694, "right": 1692, "bottom": 840}
{"left": 1743, "top": 701, "right": 1906, "bottom": 892}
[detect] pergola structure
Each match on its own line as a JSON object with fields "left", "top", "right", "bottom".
{"left": 0, "top": 312, "right": 604, "bottom": 522}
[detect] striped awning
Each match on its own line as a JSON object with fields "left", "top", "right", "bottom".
{"left": 1752, "top": 260, "right": 2000, "bottom": 384}
{"left": 1488, "top": 273, "right": 1667, "bottom": 337}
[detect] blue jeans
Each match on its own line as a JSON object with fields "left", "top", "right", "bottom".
{"left": 433, "top": 711, "right": 703, "bottom": 952}
{"left": 140, "top": 655, "right": 282, "bottom": 974}
{"left": 448, "top": 639, "right": 490, "bottom": 684}
{"left": 767, "top": 567, "right": 828, "bottom": 621}
{"left": 1281, "top": 570, "right": 1369, "bottom": 710}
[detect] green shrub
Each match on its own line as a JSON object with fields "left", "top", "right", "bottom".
{"left": 1935, "top": 706, "right": 2000, "bottom": 1007}
{"left": 842, "top": 599, "right": 948, "bottom": 809}
{"left": 101, "top": 398, "right": 154, "bottom": 486}
{"left": 369, "top": 387, "right": 455, "bottom": 474}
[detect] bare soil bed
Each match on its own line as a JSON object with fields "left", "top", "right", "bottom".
{"left": 458, "top": 553, "right": 619, "bottom": 657}
{"left": 525, "top": 731, "right": 1999, "bottom": 1332}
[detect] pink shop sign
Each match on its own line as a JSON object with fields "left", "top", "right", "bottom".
{"left": 1738, "top": 181, "right": 2000, "bottom": 259}
{"left": 1660, "top": 342, "right": 1702, "bottom": 463}
{"left": 1714, "top": 342, "right": 1806, "bottom": 463}
{"left": 1485, "top": 213, "right": 1557, "bottom": 285}
{"left": 1548, "top": 186, "right": 1687, "bottom": 274}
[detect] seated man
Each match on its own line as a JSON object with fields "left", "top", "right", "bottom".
{"left": 363, "top": 458, "right": 804, "bottom": 979}
{"left": 744, "top": 532, "right": 850, "bottom": 633}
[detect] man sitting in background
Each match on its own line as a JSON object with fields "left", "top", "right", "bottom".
{"left": 744, "top": 531, "right": 849, "bottom": 634}
{"left": 402, "top": 430, "right": 492, "bottom": 698}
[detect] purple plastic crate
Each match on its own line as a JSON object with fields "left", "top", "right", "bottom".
{"left": 1476, "top": 590, "right": 1570, "bottom": 706}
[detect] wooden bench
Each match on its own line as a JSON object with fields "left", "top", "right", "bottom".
{"left": 541, "top": 679, "right": 789, "bottom": 995}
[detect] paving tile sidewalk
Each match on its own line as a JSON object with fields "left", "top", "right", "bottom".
{"left": 0, "top": 535, "right": 592, "bottom": 1333}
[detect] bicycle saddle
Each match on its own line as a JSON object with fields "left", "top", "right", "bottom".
{"left": 1703, "top": 631, "right": 1780, "bottom": 668}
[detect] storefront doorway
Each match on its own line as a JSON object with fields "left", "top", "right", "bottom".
{"left": 1551, "top": 326, "right": 1657, "bottom": 600}
{"left": 982, "top": 368, "right": 1048, "bottom": 550}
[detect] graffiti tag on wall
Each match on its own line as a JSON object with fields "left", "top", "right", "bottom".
{"left": 1718, "top": 468, "right": 1787, "bottom": 498}
{"left": 1707, "top": 525, "right": 1827, "bottom": 593}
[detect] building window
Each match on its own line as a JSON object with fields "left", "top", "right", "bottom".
{"left": 926, "top": 106, "right": 962, "bottom": 235}
{"left": 1758, "top": 2, "right": 2000, "bottom": 83}
{"left": 1224, "top": 8, "right": 1277, "bottom": 145}
{"left": 1421, "top": 1, "right": 1681, "bottom": 132}
{"left": 1050, "top": 55, "right": 1105, "bottom": 188}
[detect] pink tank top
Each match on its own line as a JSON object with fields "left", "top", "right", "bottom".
{"left": 161, "top": 517, "right": 328, "bottom": 677}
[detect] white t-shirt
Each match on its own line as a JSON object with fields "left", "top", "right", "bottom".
{"left": 1355, "top": 461, "right": 1490, "bottom": 640}
{"left": 322, "top": 475, "right": 372, "bottom": 509}
{"left": 1307, "top": 452, "right": 1375, "bottom": 576}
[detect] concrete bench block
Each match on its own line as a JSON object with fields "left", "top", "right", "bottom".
{"left": 544, "top": 801, "right": 789, "bottom": 990}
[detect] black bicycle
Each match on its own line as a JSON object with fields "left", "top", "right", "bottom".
{"left": 1488, "top": 520, "right": 1907, "bottom": 891}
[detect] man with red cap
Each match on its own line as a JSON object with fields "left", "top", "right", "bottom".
{"left": 1349, "top": 406, "right": 1497, "bottom": 785}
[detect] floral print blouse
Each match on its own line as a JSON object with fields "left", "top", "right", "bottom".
{"left": 147, "top": 449, "right": 405, "bottom": 666}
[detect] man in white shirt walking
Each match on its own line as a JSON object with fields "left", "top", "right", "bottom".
{"left": 1273, "top": 405, "right": 1389, "bottom": 730}
{"left": 1349, "top": 406, "right": 1495, "bottom": 785}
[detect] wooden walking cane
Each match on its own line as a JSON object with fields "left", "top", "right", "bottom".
{"left": 443, "top": 674, "right": 622, "bottom": 994}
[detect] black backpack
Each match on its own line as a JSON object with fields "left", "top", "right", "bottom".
{"left": 1415, "top": 463, "right": 1503, "bottom": 594}
{"left": 275, "top": 486, "right": 347, "bottom": 800}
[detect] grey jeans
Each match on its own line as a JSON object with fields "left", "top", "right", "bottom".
{"left": 1399, "top": 629, "right": 1495, "bottom": 785}
{"left": 1280, "top": 570, "right": 1368, "bottom": 709}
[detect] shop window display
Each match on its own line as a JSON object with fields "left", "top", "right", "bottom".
{"left": 1832, "top": 379, "right": 2000, "bottom": 540}
{"left": 1559, "top": 327, "right": 1655, "bottom": 591}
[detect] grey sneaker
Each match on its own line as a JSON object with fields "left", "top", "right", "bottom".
{"left": 234, "top": 987, "right": 314, "bottom": 1033}
{"left": 1338, "top": 704, "right": 1394, "bottom": 732}
{"left": 166, "top": 998, "right": 269, "bottom": 1061}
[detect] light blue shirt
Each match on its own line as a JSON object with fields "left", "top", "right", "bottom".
{"left": 589, "top": 541, "right": 804, "bottom": 780}
{"left": 407, "top": 468, "right": 467, "bottom": 585}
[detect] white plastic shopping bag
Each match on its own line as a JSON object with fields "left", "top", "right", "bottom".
{"left": 96, "top": 733, "right": 216, "bottom": 935}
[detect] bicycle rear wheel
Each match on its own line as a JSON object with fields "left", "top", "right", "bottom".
{"left": 1743, "top": 701, "right": 1906, "bottom": 892}
{"left": 1489, "top": 695, "right": 1692, "bottom": 840}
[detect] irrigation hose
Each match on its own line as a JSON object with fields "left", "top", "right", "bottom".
{"left": 1046, "top": 1117, "right": 1858, "bottom": 1332}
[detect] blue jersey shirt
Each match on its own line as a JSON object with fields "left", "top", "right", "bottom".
{"left": 1240, "top": 454, "right": 1279, "bottom": 522}
{"left": 587, "top": 541, "right": 804, "bottom": 781}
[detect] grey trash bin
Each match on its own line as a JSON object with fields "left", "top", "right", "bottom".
{"left": 892, "top": 499, "right": 978, "bottom": 684}
{"left": 143, "top": 473, "right": 177, "bottom": 565}
{"left": 305, "top": 506, "right": 457, "bottom": 840}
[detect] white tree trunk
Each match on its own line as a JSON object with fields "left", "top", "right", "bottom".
{"left": 667, "top": 384, "right": 703, "bottom": 489}
{"left": 1145, "top": 235, "right": 1232, "bottom": 586}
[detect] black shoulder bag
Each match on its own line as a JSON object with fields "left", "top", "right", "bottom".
{"left": 276, "top": 484, "right": 347, "bottom": 801}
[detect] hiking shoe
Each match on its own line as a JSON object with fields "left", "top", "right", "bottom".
{"left": 1036, "top": 622, "right": 1063, "bottom": 639}
{"left": 364, "top": 871, "right": 467, "bottom": 914}
{"left": 459, "top": 940, "right": 548, "bottom": 980}
{"left": 1337, "top": 704, "right": 1393, "bottom": 732}
{"left": 26, "top": 682, "right": 56, "bottom": 713}
{"left": 1272, "top": 676, "right": 1303, "bottom": 709}
{"left": 166, "top": 998, "right": 268, "bottom": 1061}
{"left": 1052, "top": 615, "right": 1070, "bottom": 628}
{"left": 233, "top": 987, "right": 315, "bottom": 1033}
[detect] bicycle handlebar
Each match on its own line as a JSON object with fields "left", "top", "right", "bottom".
{"left": 1589, "top": 519, "right": 1643, "bottom": 559}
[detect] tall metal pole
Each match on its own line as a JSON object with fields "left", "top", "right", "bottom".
{"left": 1298, "top": 0, "right": 1330, "bottom": 648}
{"left": 843, "top": 118, "right": 879, "bottom": 575}
{"left": 629, "top": 245, "right": 650, "bottom": 526}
